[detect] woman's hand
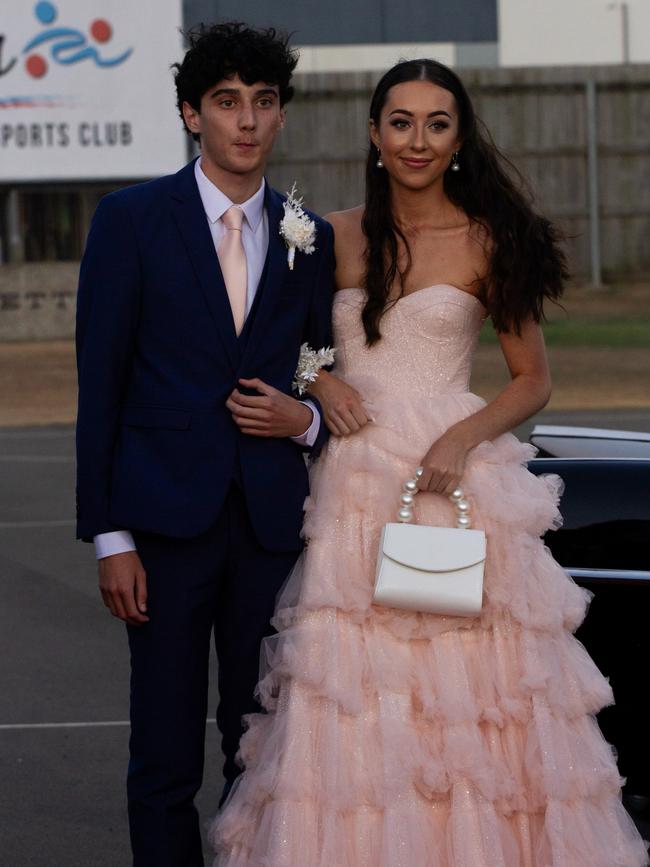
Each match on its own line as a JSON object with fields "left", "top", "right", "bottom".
{"left": 417, "top": 430, "right": 471, "bottom": 496}
{"left": 307, "top": 369, "right": 370, "bottom": 436}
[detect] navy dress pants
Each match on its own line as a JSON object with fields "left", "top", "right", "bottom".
{"left": 126, "top": 484, "right": 300, "bottom": 867}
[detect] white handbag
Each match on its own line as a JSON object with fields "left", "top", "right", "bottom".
{"left": 373, "top": 469, "right": 485, "bottom": 617}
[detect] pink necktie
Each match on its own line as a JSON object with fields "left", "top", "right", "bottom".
{"left": 218, "top": 206, "right": 247, "bottom": 336}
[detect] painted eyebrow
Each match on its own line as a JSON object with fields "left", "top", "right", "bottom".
{"left": 209, "top": 87, "right": 279, "bottom": 99}
{"left": 388, "top": 109, "right": 452, "bottom": 119}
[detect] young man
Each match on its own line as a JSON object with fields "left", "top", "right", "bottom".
{"left": 75, "top": 23, "right": 333, "bottom": 867}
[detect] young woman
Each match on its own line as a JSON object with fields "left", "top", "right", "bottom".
{"left": 211, "top": 59, "right": 648, "bottom": 866}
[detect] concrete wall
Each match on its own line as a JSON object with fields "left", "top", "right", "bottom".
{"left": 499, "top": 0, "right": 650, "bottom": 66}
{"left": 0, "top": 263, "right": 77, "bottom": 341}
{"left": 293, "top": 41, "right": 499, "bottom": 74}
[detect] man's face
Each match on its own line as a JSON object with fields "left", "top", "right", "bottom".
{"left": 182, "top": 75, "right": 285, "bottom": 181}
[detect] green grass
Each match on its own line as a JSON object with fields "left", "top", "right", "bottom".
{"left": 479, "top": 318, "right": 650, "bottom": 347}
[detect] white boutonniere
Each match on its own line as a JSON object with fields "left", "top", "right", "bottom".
{"left": 292, "top": 342, "right": 336, "bottom": 396}
{"left": 279, "top": 183, "right": 316, "bottom": 270}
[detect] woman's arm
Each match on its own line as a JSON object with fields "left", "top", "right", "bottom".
{"left": 309, "top": 207, "right": 371, "bottom": 436}
{"left": 307, "top": 369, "right": 370, "bottom": 436}
{"left": 418, "top": 317, "right": 551, "bottom": 495}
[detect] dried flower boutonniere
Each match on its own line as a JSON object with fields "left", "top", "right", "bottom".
{"left": 279, "top": 183, "right": 316, "bottom": 270}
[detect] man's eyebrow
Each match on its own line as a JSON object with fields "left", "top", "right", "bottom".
{"left": 208, "top": 86, "right": 279, "bottom": 99}
{"left": 209, "top": 87, "right": 239, "bottom": 99}
{"left": 388, "top": 109, "right": 452, "bottom": 118}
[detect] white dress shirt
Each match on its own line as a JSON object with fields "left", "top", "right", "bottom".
{"left": 94, "top": 159, "right": 321, "bottom": 559}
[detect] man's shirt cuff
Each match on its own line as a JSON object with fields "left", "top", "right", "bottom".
{"left": 290, "top": 399, "right": 320, "bottom": 447}
{"left": 94, "top": 530, "right": 136, "bottom": 559}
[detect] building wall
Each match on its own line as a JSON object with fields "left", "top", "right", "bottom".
{"left": 184, "top": 0, "right": 498, "bottom": 43}
{"left": 294, "top": 43, "right": 455, "bottom": 74}
{"left": 185, "top": 0, "right": 650, "bottom": 70}
{"left": 187, "top": 0, "right": 650, "bottom": 70}
{"left": 499, "top": 0, "right": 650, "bottom": 66}
{"left": 183, "top": 0, "right": 498, "bottom": 72}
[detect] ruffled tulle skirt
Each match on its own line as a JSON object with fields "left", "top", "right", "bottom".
{"left": 210, "top": 389, "right": 649, "bottom": 866}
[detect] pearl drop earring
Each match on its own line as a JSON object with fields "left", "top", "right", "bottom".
{"left": 376, "top": 148, "right": 384, "bottom": 168}
{"left": 451, "top": 151, "right": 460, "bottom": 172}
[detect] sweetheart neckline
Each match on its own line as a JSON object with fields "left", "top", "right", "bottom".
{"left": 335, "top": 283, "right": 486, "bottom": 312}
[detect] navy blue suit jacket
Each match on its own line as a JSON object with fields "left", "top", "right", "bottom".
{"left": 75, "top": 159, "right": 334, "bottom": 552}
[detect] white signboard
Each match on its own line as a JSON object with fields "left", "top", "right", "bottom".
{"left": 0, "top": 0, "right": 187, "bottom": 181}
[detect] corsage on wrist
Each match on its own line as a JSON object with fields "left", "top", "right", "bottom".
{"left": 292, "top": 343, "right": 336, "bottom": 396}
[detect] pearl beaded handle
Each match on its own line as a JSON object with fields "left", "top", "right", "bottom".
{"left": 397, "top": 466, "right": 473, "bottom": 529}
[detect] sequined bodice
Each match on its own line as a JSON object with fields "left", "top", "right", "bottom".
{"left": 333, "top": 284, "right": 486, "bottom": 399}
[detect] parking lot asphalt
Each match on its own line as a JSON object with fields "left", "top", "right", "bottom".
{"left": 0, "top": 426, "right": 222, "bottom": 866}
{"left": 2, "top": 407, "right": 649, "bottom": 865}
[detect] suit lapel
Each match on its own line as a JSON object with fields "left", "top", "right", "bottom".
{"left": 170, "top": 160, "right": 239, "bottom": 371}
{"left": 239, "top": 185, "right": 287, "bottom": 372}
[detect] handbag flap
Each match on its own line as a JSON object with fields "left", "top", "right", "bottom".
{"left": 381, "top": 523, "right": 486, "bottom": 572}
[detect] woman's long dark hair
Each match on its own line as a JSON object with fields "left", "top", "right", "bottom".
{"left": 362, "top": 59, "right": 568, "bottom": 345}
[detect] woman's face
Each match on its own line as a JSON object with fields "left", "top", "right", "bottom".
{"left": 370, "top": 79, "right": 461, "bottom": 191}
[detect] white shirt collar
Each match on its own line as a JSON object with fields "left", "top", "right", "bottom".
{"left": 194, "top": 158, "right": 265, "bottom": 232}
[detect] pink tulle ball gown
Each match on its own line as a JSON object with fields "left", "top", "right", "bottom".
{"left": 210, "top": 284, "right": 649, "bottom": 866}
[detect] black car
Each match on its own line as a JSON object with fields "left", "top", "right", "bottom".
{"left": 528, "top": 457, "right": 650, "bottom": 827}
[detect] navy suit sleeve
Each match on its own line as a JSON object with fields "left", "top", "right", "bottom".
{"left": 75, "top": 193, "right": 141, "bottom": 540}
{"left": 301, "top": 218, "right": 335, "bottom": 457}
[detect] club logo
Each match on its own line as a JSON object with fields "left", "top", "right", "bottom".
{"left": 0, "top": 1, "right": 133, "bottom": 84}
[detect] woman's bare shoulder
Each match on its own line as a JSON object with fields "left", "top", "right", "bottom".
{"left": 324, "top": 205, "right": 364, "bottom": 236}
{"left": 325, "top": 206, "right": 366, "bottom": 291}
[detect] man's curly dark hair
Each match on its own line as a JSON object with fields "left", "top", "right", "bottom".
{"left": 173, "top": 21, "right": 298, "bottom": 140}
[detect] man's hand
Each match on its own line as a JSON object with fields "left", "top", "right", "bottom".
{"left": 98, "top": 551, "right": 149, "bottom": 626}
{"left": 307, "top": 369, "right": 369, "bottom": 436}
{"left": 226, "top": 378, "right": 312, "bottom": 438}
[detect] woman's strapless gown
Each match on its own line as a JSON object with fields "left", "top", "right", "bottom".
{"left": 210, "top": 285, "right": 648, "bottom": 866}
